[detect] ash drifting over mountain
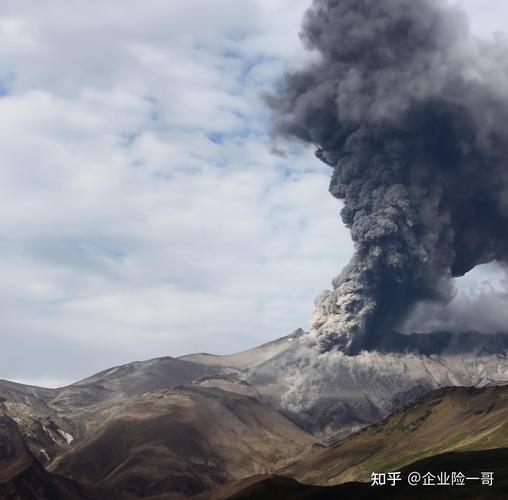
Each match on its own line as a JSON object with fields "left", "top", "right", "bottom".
{"left": 268, "top": 0, "right": 508, "bottom": 353}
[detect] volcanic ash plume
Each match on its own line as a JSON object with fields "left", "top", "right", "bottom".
{"left": 268, "top": 0, "right": 508, "bottom": 353}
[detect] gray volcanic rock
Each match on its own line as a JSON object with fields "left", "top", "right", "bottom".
{"left": 182, "top": 330, "right": 508, "bottom": 437}
{"left": 0, "top": 415, "right": 125, "bottom": 499}
{"left": 1, "top": 329, "right": 507, "bottom": 481}
{"left": 0, "top": 415, "right": 34, "bottom": 482}
{"left": 49, "top": 376, "right": 315, "bottom": 498}
{"left": 0, "top": 356, "right": 220, "bottom": 464}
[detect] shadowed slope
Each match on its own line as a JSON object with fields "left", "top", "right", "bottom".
{"left": 0, "top": 356, "right": 219, "bottom": 465}
{"left": 0, "top": 415, "right": 128, "bottom": 500}
{"left": 212, "top": 448, "right": 508, "bottom": 499}
{"left": 283, "top": 385, "right": 508, "bottom": 485}
{"left": 51, "top": 377, "right": 315, "bottom": 498}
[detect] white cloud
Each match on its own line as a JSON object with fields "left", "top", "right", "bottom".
{"left": 0, "top": 0, "right": 505, "bottom": 383}
{"left": 457, "top": 0, "right": 508, "bottom": 38}
{"left": 0, "top": 0, "right": 353, "bottom": 382}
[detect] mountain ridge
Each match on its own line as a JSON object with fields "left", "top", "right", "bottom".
{"left": 281, "top": 384, "right": 508, "bottom": 485}
{"left": 48, "top": 376, "right": 316, "bottom": 498}
{"left": 1, "top": 329, "right": 508, "bottom": 498}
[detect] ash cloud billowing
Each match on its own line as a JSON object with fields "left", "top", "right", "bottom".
{"left": 268, "top": 0, "right": 508, "bottom": 353}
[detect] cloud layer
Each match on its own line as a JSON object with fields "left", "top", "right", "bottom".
{"left": 0, "top": 0, "right": 506, "bottom": 385}
{"left": 0, "top": 0, "right": 358, "bottom": 384}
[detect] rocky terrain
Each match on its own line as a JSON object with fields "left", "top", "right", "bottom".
{"left": 0, "top": 356, "right": 222, "bottom": 465}
{"left": 0, "top": 329, "right": 507, "bottom": 498}
{"left": 184, "top": 329, "right": 508, "bottom": 437}
{"left": 212, "top": 448, "right": 508, "bottom": 499}
{"left": 208, "top": 385, "right": 508, "bottom": 498}
{"left": 49, "top": 377, "right": 315, "bottom": 498}
{"left": 282, "top": 384, "right": 508, "bottom": 484}
{"left": 0, "top": 415, "right": 127, "bottom": 499}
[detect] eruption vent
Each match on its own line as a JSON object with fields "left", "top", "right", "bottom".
{"left": 268, "top": 0, "right": 508, "bottom": 353}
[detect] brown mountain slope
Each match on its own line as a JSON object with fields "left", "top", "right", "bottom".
{"left": 0, "top": 415, "right": 35, "bottom": 483}
{"left": 0, "top": 462, "right": 128, "bottom": 500}
{"left": 212, "top": 448, "right": 508, "bottom": 499}
{"left": 3, "top": 329, "right": 508, "bottom": 463}
{"left": 282, "top": 385, "right": 508, "bottom": 485}
{"left": 50, "top": 376, "right": 315, "bottom": 498}
{"left": 0, "top": 415, "right": 129, "bottom": 500}
{"left": 0, "top": 356, "right": 219, "bottom": 465}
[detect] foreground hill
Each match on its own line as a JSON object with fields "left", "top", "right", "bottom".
{"left": 49, "top": 377, "right": 315, "bottom": 498}
{"left": 283, "top": 385, "right": 508, "bottom": 485}
{"left": 2, "top": 377, "right": 508, "bottom": 498}
{"left": 0, "top": 415, "right": 126, "bottom": 500}
{"left": 0, "top": 356, "right": 220, "bottom": 464}
{"left": 0, "top": 330, "right": 507, "bottom": 497}
{"left": 204, "top": 385, "right": 508, "bottom": 498}
{"left": 214, "top": 448, "right": 508, "bottom": 499}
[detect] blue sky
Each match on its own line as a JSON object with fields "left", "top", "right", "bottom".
{"left": 0, "top": 0, "right": 507, "bottom": 386}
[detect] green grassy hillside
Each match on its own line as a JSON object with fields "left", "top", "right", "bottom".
{"left": 213, "top": 448, "right": 508, "bottom": 500}
{"left": 284, "top": 385, "right": 508, "bottom": 485}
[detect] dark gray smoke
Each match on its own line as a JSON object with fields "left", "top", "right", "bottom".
{"left": 267, "top": 0, "right": 508, "bottom": 353}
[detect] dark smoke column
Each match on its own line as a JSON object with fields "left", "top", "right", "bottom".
{"left": 268, "top": 0, "right": 508, "bottom": 353}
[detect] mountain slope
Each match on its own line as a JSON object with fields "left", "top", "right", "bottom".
{"left": 0, "top": 415, "right": 34, "bottom": 482}
{"left": 179, "top": 329, "right": 306, "bottom": 369}
{"left": 0, "top": 462, "right": 124, "bottom": 500}
{"left": 70, "top": 356, "right": 218, "bottom": 396}
{"left": 1, "top": 329, "right": 507, "bottom": 495}
{"left": 50, "top": 377, "right": 315, "bottom": 498}
{"left": 283, "top": 385, "right": 508, "bottom": 485}
{"left": 232, "top": 331, "right": 508, "bottom": 437}
{"left": 0, "top": 356, "right": 219, "bottom": 464}
{"left": 0, "top": 415, "right": 126, "bottom": 500}
{"left": 212, "top": 448, "right": 508, "bottom": 499}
